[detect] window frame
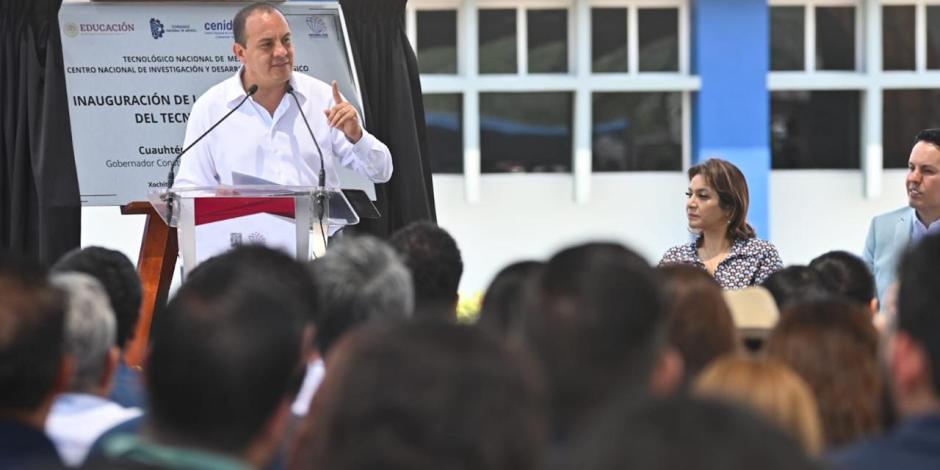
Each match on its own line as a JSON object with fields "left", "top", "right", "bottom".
{"left": 407, "top": 0, "right": 698, "bottom": 203}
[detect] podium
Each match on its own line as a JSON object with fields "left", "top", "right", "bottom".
{"left": 150, "top": 185, "right": 361, "bottom": 267}
{"left": 121, "top": 185, "right": 367, "bottom": 367}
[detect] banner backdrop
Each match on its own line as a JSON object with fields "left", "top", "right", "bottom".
{"left": 59, "top": 1, "right": 373, "bottom": 206}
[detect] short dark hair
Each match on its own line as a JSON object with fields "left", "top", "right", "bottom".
{"left": 914, "top": 128, "right": 940, "bottom": 149}
{"left": 809, "top": 250, "right": 875, "bottom": 307}
{"left": 390, "top": 222, "right": 463, "bottom": 319}
{"left": 0, "top": 253, "right": 66, "bottom": 413}
{"left": 688, "top": 158, "right": 755, "bottom": 241}
{"left": 293, "top": 322, "right": 545, "bottom": 470}
{"left": 233, "top": 2, "right": 282, "bottom": 47}
{"left": 897, "top": 233, "right": 940, "bottom": 397}
{"left": 478, "top": 260, "right": 543, "bottom": 337}
{"left": 52, "top": 246, "right": 142, "bottom": 350}
{"left": 146, "top": 246, "right": 310, "bottom": 453}
{"left": 309, "top": 235, "right": 413, "bottom": 356}
{"left": 761, "top": 265, "right": 830, "bottom": 310}
{"left": 557, "top": 397, "right": 822, "bottom": 470}
{"left": 524, "top": 242, "right": 664, "bottom": 437}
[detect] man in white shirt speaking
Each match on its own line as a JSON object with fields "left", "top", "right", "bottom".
{"left": 174, "top": 1, "right": 392, "bottom": 189}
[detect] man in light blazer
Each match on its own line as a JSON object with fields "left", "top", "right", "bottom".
{"left": 865, "top": 129, "right": 940, "bottom": 305}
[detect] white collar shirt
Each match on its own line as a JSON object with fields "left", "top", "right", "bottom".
{"left": 173, "top": 70, "right": 392, "bottom": 189}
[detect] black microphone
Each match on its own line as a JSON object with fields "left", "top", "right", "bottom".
{"left": 285, "top": 84, "right": 326, "bottom": 191}
{"left": 164, "top": 84, "right": 257, "bottom": 222}
{"left": 166, "top": 84, "right": 258, "bottom": 189}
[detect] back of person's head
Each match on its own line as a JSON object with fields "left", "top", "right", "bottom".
{"left": 657, "top": 264, "right": 737, "bottom": 380}
{"left": 310, "top": 235, "right": 413, "bottom": 356}
{"left": 694, "top": 356, "right": 824, "bottom": 455}
{"left": 765, "top": 299, "right": 882, "bottom": 448}
{"left": 809, "top": 250, "right": 876, "bottom": 310}
{"left": 292, "top": 322, "right": 545, "bottom": 470}
{"left": 896, "top": 233, "right": 940, "bottom": 399}
{"left": 557, "top": 396, "right": 821, "bottom": 470}
{"left": 50, "top": 272, "right": 117, "bottom": 395}
{"left": 478, "top": 260, "right": 543, "bottom": 337}
{"left": 146, "top": 246, "right": 310, "bottom": 455}
{"left": 52, "top": 246, "right": 142, "bottom": 351}
{"left": 524, "top": 242, "right": 670, "bottom": 436}
{"left": 761, "top": 265, "right": 829, "bottom": 310}
{"left": 390, "top": 221, "right": 463, "bottom": 320}
{"left": 0, "top": 253, "right": 66, "bottom": 417}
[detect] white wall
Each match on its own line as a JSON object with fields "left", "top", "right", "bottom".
{"left": 80, "top": 170, "right": 911, "bottom": 295}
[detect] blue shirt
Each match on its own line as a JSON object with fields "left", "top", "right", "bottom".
{"left": 829, "top": 414, "right": 940, "bottom": 470}
{"left": 911, "top": 211, "right": 940, "bottom": 245}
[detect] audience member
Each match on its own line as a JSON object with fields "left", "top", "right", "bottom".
{"left": 831, "top": 233, "right": 940, "bottom": 468}
{"left": 45, "top": 273, "right": 141, "bottom": 467}
{"left": 766, "top": 300, "right": 883, "bottom": 449}
{"left": 52, "top": 246, "right": 144, "bottom": 409}
{"left": 809, "top": 250, "right": 878, "bottom": 315}
{"left": 694, "top": 356, "right": 824, "bottom": 455}
{"left": 92, "top": 246, "right": 311, "bottom": 470}
{"left": 390, "top": 221, "right": 463, "bottom": 322}
{"left": 0, "top": 254, "right": 68, "bottom": 470}
{"left": 294, "top": 235, "right": 413, "bottom": 417}
{"left": 657, "top": 264, "right": 738, "bottom": 382}
{"left": 478, "top": 260, "right": 542, "bottom": 337}
{"left": 290, "top": 322, "right": 545, "bottom": 470}
{"left": 659, "top": 158, "right": 783, "bottom": 289}
{"left": 865, "top": 129, "right": 940, "bottom": 305}
{"left": 525, "top": 242, "right": 681, "bottom": 441}
{"left": 722, "top": 286, "right": 780, "bottom": 350}
{"left": 761, "top": 265, "right": 829, "bottom": 310}
{"left": 556, "top": 396, "right": 822, "bottom": 470}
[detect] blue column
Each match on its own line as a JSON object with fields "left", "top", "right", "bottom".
{"left": 692, "top": 0, "right": 770, "bottom": 238}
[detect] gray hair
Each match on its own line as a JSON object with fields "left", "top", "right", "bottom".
{"left": 50, "top": 272, "right": 116, "bottom": 393}
{"left": 310, "top": 235, "right": 413, "bottom": 353}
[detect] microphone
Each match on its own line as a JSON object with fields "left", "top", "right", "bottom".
{"left": 166, "top": 84, "right": 258, "bottom": 189}
{"left": 286, "top": 84, "right": 329, "bottom": 234}
{"left": 285, "top": 84, "right": 326, "bottom": 192}
{"left": 164, "top": 84, "right": 257, "bottom": 222}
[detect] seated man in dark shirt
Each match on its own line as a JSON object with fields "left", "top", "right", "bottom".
{"left": 830, "top": 233, "right": 940, "bottom": 469}
{"left": 0, "top": 253, "right": 69, "bottom": 470}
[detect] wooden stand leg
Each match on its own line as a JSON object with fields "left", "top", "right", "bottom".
{"left": 121, "top": 202, "right": 178, "bottom": 368}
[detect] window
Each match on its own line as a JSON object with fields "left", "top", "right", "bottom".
{"left": 882, "top": 6, "right": 915, "bottom": 70}
{"left": 883, "top": 89, "right": 940, "bottom": 168}
{"left": 480, "top": 92, "right": 573, "bottom": 173}
{"left": 768, "top": 4, "right": 858, "bottom": 72}
{"left": 771, "top": 6, "right": 804, "bottom": 71}
{"left": 928, "top": 6, "right": 940, "bottom": 69}
{"left": 528, "top": 9, "right": 568, "bottom": 73}
{"left": 768, "top": 1, "right": 863, "bottom": 172}
{"left": 592, "top": 92, "right": 682, "bottom": 171}
{"left": 479, "top": 9, "right": 517, "bottom": 74}
{"left": 815, "top": 7, "right": 855, "bottom": 70}
{"left": 408, "top": 0, "right": 694, "bottom": 198}
{"left": 770, "top": 91, "right": 860, "bottom": 169}
{"left": 424, "top": 94, "right": 464, "bottom": 173}
{"left": 592, "top": 8, "right": 628, "bottom": 73}
{"left": 416, "top": 10, "right": 458, "bottom": 74}
{"left": 638, "top": 8, "right": 679, "bottom": 72}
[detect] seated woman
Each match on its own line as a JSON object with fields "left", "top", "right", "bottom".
{"left": 659, "top": 158, "right": 782, "bottom": 289}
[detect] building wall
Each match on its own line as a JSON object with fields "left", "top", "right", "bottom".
{"left": 81, "top": 169, "right": 909, "bottom": 293}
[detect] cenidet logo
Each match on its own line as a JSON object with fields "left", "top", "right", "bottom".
{"left": 305, "top": 16, "right": 328, "bottom": 39}
{"left": 150, "top": 18, "right": 165, "bottom": 40}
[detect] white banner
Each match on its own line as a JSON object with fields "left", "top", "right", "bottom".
{"left": 60, "top": 1, "right": 371, "bottom": 206}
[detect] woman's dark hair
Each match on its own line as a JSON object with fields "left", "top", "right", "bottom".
{"left": 808, "top": 251, "right": 876, "bottom": 307}
{"left": 657, "top": 264, "right": 738, "bottom": 381}
{"left": 688, "top": 158, "right": 755, "bottom": 241}
{"left": 765, "top": 300, "right": 883, "bottom": 449}
{"left": 478, "top": 260, "right": 543, "bottom": 337}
